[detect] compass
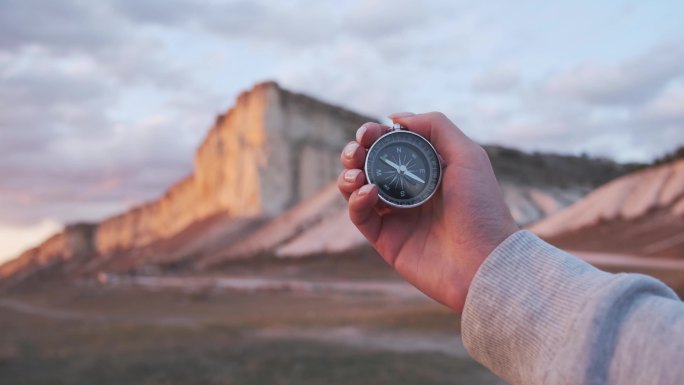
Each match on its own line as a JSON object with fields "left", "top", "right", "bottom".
{"left": 364, "top": 125, "right": 442, "bottom": 208}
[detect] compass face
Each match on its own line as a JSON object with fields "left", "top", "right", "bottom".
{"left": 365, "top": 130, "right": 442, "bottom": 208}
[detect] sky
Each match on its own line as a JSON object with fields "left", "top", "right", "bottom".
{"left": 0, "top": 0, "right": 683, "bottom": 263}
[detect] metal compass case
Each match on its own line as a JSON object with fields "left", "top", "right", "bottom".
{"left": 364, "top": 124, "right": 442, "bottom": 208}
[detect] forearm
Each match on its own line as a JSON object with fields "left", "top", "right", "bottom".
{"left": 461, "top": 230, "right": 684, "bottom": 385}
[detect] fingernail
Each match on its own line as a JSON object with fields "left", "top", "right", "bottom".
{"left": 358, "top": 184, "right": 374, "bottom": 196}
{"left": 344, "top": 169, "right": 361, "bottom": 182}
{"left": 344, "top": 142, "right": 359, "bottom": 158}
{"left": 356, "top": 124, "right": 368, "bottom": 143}
{"left": 388, "top": 112, "right": 415, "bottom": 119}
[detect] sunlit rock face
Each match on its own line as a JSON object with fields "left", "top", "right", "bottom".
{"left": 1, "top": 82, "right": 372, "bottom": 285}
{"left": 94, "top": 82, "right": 372, "bottom": 255}
{"left": 531, "top": 160, "right": 684, "bottom": 257}
{"left": 0, "top": 224, "right": 96, "bottom": 284}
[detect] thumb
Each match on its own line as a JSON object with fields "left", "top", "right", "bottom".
{"left": 348, "top": 184, "right": 382, "bottom": 244}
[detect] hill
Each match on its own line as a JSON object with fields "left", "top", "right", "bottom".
{"left": 0, "top": 82, "right": 632, "bottom": 287}
{"left": 531, "top": 159, "right": 684, "bottom": 257}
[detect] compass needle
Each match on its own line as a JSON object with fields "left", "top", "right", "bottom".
{"left": 380, "top": 155, "right": 402, "bottom": 172}
{"left": 388, "top": 173, "right": 399, "bottom": 186}
{"left": 405, "top": 170, "right": 425, "bottom": 184}
{"left": 365, "top": 129, "right": 442, "bottom": 208}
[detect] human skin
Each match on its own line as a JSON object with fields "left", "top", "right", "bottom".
{"left": 338, "top": 112, "right": 519, "bottom": 313}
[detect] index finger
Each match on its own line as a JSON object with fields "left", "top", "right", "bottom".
{"left": 356, "top": 122, "right": 392, "bottom": 149}
{"left": 388, "top": 112, "right": 472, "bottom": 160}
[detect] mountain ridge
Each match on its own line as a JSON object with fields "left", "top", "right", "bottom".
{"left": 1, "top": 82, "right": 633, "bottom": 287}
{"left": 531, "top": 159, "right": 684, "bottom": 257}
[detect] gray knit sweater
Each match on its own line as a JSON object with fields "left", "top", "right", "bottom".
{"left": 462, "top": 230, "right": 684, "bottom": 385}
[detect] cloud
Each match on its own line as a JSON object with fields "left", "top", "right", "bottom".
{"left": 112, "top": 0, "right": 335, "bottom": 46}
{"left": 112, "top": 0, "right": 447, "bottom": 49}
{"left": 463, "top": 38, "right": 684, "bottom": 162}
{"left": 482, "top": 87, "right": 683, "bottom": 163}
{"left": 341, "top": 0, "right": 443, "bottom": 40}
{"left": 637, "top": 84, "right": 684, "bottom": 124}
{"left": 0, "top": 0, "right": 124, "bottom": 53}
{"left": 0, "top": 0, "right": 453, "bottom": 229}
{"left": 110, "top": 0, "right": 200, "bottom": 26}
{"left": 472, "top": 66, "right": 520, "bottom": 94}
{"left": 0, "top": 113, "right": 200, "bottom": 226}
{"left": 544, "top": 39, "right": 684, "bottom": 106}
{"left": 0, "top": 0, "right": 682, "bottom": 234}
{"left": 0, "top": 0, "right": 211, "bottom": 227}
{"left": 0, "top": 51, "right": 115, "bottom": 157}
{"left": 0, "top": 0, "right": 191, "bottom": 89}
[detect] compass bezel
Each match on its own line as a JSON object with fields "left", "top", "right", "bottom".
{"left": 364, "top": 129, "right": 442, "bottom": 209}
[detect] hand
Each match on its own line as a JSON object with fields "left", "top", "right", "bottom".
{"left": 338, "top": 112, "right": 518, "bottom": 313}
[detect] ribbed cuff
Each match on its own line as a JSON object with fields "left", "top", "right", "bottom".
{"left": 461, "top": 230, "right": 613, "bottom": 385}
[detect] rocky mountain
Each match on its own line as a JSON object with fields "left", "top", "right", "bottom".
{"left": 96, "top": 81, "right": 370, "bottom": 256}
{"left": 486, "top": 146, "right": 630, "bottom": 224}
{"left": 0, "top": 82, "right": 631, "bottom": 287}
{"left": 1, "top": 82, "right": 370, "bottom": 285}
{"left": 198, "top": 148, "right": 632, "bottom": 267}
{"left": 0, "top": 224, "right": 97, "bottom": 287}
{"left": 531, "top": 159, "right": 684, "bottom": 257}
{"left": 196, "top": 183, "right": 363, "bottom": 269}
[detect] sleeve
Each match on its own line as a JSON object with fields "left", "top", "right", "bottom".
{"left": 461, "top": 230, "right": 684, "bottom": 385}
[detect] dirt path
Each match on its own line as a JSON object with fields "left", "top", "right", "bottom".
{"left": 0, "top": 298, "right": 198, "bottom": 326}
{"left": 254, "top": 326, "right": 470, "bottom": 358}
{"left": 0, "top": 298, "right": 105, "bottom": 321}
{"left": 577, "top": 251, "right": 684, "bottom": 270}
{"left": 113, "top": 275, "right": 429, "bottom": 299}
{"left": 0, "top": 295, "right": 467, "bottom": 358}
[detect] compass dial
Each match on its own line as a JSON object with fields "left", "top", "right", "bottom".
{"left": 365, "top": 129, "right": 442, "bottom": 208}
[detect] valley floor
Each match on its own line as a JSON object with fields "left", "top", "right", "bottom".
{"left": 3, "top": 248, "right": 680, "bottom": 385}
{"left": 0, "top": 268, "right": 505, "bottom": 385}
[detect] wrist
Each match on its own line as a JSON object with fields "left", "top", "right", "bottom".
{"left": 449, "top": 223, "right": 519, "bottom": 313}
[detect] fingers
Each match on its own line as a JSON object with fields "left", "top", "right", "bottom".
{"left": 340, "top": 122, "right": 392, "bottom": 170}
{"left": 337, "top": 168, "right": 366, "bottom": 201}
{"left": 348, "top": 184, "right": 382, "bottom": 243}
{"left": 356, "top": 122, "right": 391, "bottom": 148}
{"left": 340, "top": 141, "right": 365, "bottom": 169}
{"left": 337, "top": 167, "right": 394, "bottom": 215}
{"left": 388, "top": 112, "right": 473, "bottom": 160}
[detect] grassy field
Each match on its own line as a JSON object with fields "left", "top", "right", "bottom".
{"left": 0, "top": 279, "right": 505, "bottom": 385}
